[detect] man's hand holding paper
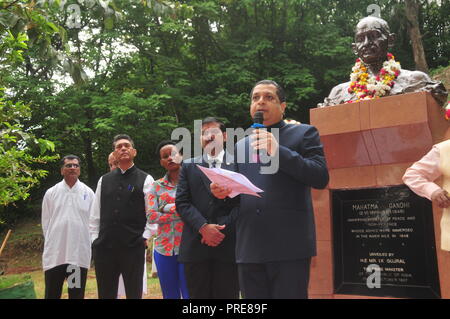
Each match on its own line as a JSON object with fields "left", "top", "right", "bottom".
{"left": 210, "top": 183, "right": 232, "bottom": 199}
{"left": 197, "top": 165, "right": 263, "bottom": 199}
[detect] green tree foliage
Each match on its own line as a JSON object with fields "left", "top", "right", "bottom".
{"left": 0, "top": 1, "right": 58, "bottom": 223}
{"left": 0, "top": 89, "right": 57, "bottom": 207}
{"left": 0, "top": 0, "right": 448, "bottom": 226}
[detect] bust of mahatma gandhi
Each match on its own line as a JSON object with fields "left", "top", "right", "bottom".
{"left": 319, "top": 16, "right": 447, "bottom": 107}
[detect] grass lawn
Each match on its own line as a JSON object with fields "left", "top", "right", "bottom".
{"left": 27, "top": 265, "right": 163, "bottom": 299}
{"left": 1, "top": 219, "right": 163, "bottom": 299}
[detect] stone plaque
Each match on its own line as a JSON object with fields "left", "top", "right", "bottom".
{"left": 332, "top": 185, "right": 440, "bottom": 298}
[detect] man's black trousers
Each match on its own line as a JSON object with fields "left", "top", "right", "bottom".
{"left": 238, "top": 258, "right": 311, "bottom": 299}
{"left": 93, "top": 245, "right": 145, "bottom": 299}
{"left": 44, "top": 264, "right": 88, "bottom": 299}
{"left": 183, "top": 260, "right": 239, "bottom": 299}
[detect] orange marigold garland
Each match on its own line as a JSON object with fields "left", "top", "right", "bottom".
{"left": 347, "top": 53, "right": 401, "bottom": 102}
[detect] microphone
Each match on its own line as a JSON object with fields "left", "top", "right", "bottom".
{"left": 251, "top": 111, "right": 266, "bottom": 163}
{"left": 251, "top": 111, "right": 265, "bottom": 129}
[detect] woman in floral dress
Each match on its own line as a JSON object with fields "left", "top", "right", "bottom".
{"left": 146, "top": 140, "right": 189, "bottom": 299}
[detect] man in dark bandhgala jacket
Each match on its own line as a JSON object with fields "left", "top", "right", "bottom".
{"left": 176, "top": 117, "right": 240, "bottom": 299}
{"left": 90, "top": 134, "right": 154, "bottom": 299}
{"left": 211, "top": 80, "right": 329, "bottom": 299}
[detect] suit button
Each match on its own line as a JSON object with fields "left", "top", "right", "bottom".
{"left": 114, "top": 209, "right": 119, "bottom": 214}
{"left": 209, "top": 200, "right": 213, "bottom": 205}
{"left": 256, "top": 209, "right": 261, "bottom": 215}
{"left": 117, "top": 197, "right": 121, "bottom": 201}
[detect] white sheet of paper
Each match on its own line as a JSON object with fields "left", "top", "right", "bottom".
{"left": 197, "top": 165, "right": 263, "bottom": 198}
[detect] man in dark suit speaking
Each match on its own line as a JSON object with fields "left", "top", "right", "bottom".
{"left": 176, "top": 117, "right": 240, "bottom": 299}
{"left": 212, "top": 80, "right": 329, "bottom": 299}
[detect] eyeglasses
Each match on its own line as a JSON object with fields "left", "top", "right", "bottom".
{"left": 64, "top": 163, "right": 80, "bottom": 168}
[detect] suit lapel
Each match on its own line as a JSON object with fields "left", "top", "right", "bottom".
{"left": 196, "top": 157, "right": 214, "bottom": 195}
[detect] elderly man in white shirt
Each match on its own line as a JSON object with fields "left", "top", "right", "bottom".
{"left": 41, "top": 154, "right": 94, "bottom": 299}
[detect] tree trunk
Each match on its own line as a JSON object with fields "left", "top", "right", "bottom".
{"left": 83, "top": 134, "right": 97, "bottom": 189}
{"left": 405, "top": 0, "right": 429, "bottom": 73}
{"left": 81, "top": 103, "right": 97, "bottom": 189}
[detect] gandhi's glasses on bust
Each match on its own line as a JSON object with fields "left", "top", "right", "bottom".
{"left": 64, "top": 163, "right": 80, "bottom": 168}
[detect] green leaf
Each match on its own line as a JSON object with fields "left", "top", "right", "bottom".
{"left": 46, "top": 21, "right": 59, "bottom": 33}
{"left": 104, "top": 17, "right": 114, "bottom": 30}
{"left": 37, "top": 138, "right": 55, "bottom": 154}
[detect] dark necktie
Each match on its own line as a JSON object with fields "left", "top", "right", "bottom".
{"left": 210, "top": 160, "right": 219, "bottom": 168}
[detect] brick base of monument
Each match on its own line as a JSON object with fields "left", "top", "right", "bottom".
{"left": 308, "top": 92, "right": 450, "bottom": 299}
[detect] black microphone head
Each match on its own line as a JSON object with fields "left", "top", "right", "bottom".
{"left": 253, "top": 111, "right": 264, "bottom": 124}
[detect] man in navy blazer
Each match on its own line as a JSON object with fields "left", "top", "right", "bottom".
{"left": 176, "top": 117, "right": 240, "bottom": 299}
{"left": 212, "top": 80, "right": 329, "bottom": 299}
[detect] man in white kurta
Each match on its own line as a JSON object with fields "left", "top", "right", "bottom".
{"left": 41, "top": 155, "right": 94, "bottom": 299}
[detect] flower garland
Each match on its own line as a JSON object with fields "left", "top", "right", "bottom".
{"left": 445, "top": 101, "right": 450, "bottom": 120}
{"left": 347, "top": 53, "right": 401, "bottom": 102}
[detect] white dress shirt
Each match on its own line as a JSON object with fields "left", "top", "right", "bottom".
{"left": 89, "top": 165, "right": 154, "bottom": 243}
{"left": 41, "top": 179, "right": 95, "bottom": 271}
{"left": 206, "top": 149, "right": 225, "bottom": 168}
